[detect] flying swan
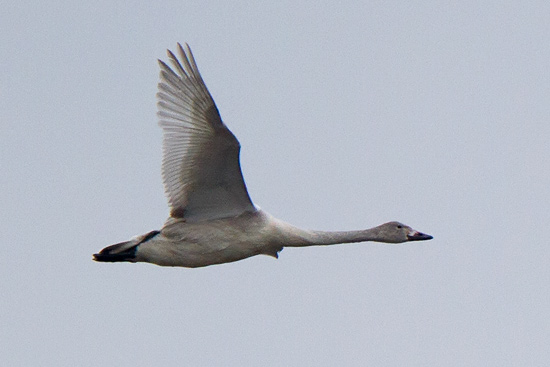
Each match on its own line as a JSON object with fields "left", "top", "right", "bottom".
{"left": 93, "top": 43, "right": 432, "bottom": 268}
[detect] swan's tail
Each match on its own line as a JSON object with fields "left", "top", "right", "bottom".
{"left": 93, "top": 230, "right": 160, "bottom": 263}
{"left": 93, "top": 240, "right": 138, "bottom": 262}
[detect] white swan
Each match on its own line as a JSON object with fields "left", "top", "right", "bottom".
{"left": 93, "top": 43, "right": 432, "bottom": 268}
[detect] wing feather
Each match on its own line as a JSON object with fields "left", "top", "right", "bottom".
{"left": 157, "top": 43, "right": 256, "bottom": 222}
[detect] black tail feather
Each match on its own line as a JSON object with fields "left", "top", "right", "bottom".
{"left": 93, "top": 242, "right": 138, "bottom": 262}
{"left": 93, "top": 230, "right": 160, "bottom": 263}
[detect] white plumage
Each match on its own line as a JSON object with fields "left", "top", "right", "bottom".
{"left": 93, "top": 43, "right": 432, "bottom": 268}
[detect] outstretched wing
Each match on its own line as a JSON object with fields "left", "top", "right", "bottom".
{"left": 157, "top": 43, "right": 256, "bottom": 222}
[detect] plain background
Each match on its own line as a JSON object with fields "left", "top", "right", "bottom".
{"left": 1, "top": 1, "right": 549, "bottom": 366}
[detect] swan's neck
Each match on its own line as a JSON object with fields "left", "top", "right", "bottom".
{"left": 305, "top": 228, "right": 381, "bottom": 246}
{"left": 274, "top": 221, "right": 382, "bottom": 247}
{"left": 266, "top": 212, "right": 386, "bottom": 247}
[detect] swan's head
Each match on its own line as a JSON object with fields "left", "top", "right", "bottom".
{"left": 375, "top": 221, "right": 433, "bottom": 243}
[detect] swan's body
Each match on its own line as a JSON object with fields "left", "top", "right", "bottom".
{"left": 94, "top": 43, "right": 432, "bottom": 268}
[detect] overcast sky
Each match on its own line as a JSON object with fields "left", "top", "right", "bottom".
{"left": 1, "top": 1, "right": 549, "bottom": 366}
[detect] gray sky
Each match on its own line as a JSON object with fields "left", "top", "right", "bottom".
{"left": 1, "top": 1, "right": 549, "bottom": 366}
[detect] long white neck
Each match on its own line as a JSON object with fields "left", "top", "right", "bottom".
{"left": 306, "top": 228, "right": 382, "bottom": 246}
{"left": 286, "top": 228, "right": 386, "bottom": 247}
{"left": 271, "top": 217, "right": 385, "bottom": 247}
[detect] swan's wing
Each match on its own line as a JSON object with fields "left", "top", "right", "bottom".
{"left": 157, "top": 43, "right": 256, "bottom": 222}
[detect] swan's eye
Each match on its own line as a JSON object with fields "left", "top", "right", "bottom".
{"left": 397, "top": 225, "right": 402, "bottom": 229}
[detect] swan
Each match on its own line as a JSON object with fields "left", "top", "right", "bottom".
{"left": 93, "top": 43, "right": 432, "bottom": 268}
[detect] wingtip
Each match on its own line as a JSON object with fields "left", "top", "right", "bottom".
{"left": 176, "top": 42, "right": 191, "bottom": 53}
